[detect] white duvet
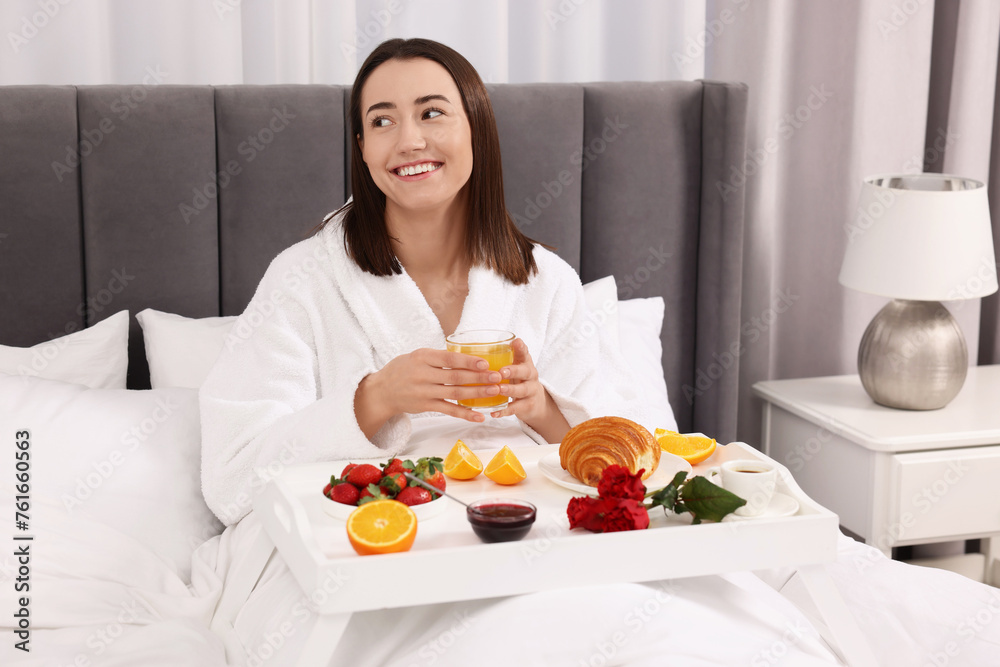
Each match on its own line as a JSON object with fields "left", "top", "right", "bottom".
{"left": 5, "top": 419, "right": 1000, "bottom": 666}
{"left": 0, "top": 493, "right": 227, "bottom": 667}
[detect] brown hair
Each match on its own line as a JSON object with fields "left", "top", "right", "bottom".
{"left": 322, "top": 38, "right": 538, "bottom": 284}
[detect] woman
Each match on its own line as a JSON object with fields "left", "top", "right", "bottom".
{"left": 199, "top": 38, "right": 673, "bottom": 526}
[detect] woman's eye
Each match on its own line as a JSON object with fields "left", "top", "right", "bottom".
{"left": 423, "top": 108, "right": 444, "bottom": 120}
{"left": 371, "top": 116, "right": 391, "bottom": 128}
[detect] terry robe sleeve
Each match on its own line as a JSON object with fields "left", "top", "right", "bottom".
{"left": 199, "top": 238, "right": 410, "bottom": 526}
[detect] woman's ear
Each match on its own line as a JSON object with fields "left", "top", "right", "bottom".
{"left": 356, "top": 133, "right": 363, "bottom": 151}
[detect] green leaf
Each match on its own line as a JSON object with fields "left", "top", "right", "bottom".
{"left": 380, "top": 475, "right": 401, "bottom": 495}
{"left": 646, "top": 471, "right": 686, "bottom": 511}
{"left": 677, "top": 476, "right": 746, "bottom": 523}
{"left": 668, "top": 470, "right": 688, "bottom": 487}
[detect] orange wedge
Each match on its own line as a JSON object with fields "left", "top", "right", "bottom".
{"left": 346, "top": 500, "right": 417, "bottom": 556}
{"left": 654, "top": 429, "right": 718, "bottom": 465}
{"left": 443, "top": 439, "right": 484, "bottom": 480}
{"left": 484, "top": 445, "right": 526, "bottom": 485}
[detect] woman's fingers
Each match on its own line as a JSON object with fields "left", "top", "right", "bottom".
{"left": 421, "top": 348, "right": 490, "bottom": 371}
{"left": 433, "top": 367, "right": 502, "bottom": 388}
{"left": 442, "top": 382, "right": 502, "bottom": 402}
{"left": 432, "top": 399, "right": 488, "bottom": 422}
{"left": 499, "top": 338, "right": 535, "bottom": 382}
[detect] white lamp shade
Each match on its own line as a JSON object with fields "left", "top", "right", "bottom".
{"left": 839, "top": 174, "right": 998, "bottom": 301}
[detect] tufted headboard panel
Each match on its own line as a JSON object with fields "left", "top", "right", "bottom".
{"left": 0, "top": 81, "right": 747, "bottom": 440}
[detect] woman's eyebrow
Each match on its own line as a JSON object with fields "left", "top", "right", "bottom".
{"left": 415, "top": 94, "right": 450, "bottom": 105}
{"left": 366, "top": 101, "right": 395, "bottom": 115}
{"left": 366, "top": 94, "right": 451, "bottom": 116}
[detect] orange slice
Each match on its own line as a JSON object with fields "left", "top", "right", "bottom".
{"left": 443, "top": 439, "right": 484, "bottom": 480}
{"left": 484, "top": 445, "right": 527, "bottom": 485}
{"left": 346, "top": 500, "right": 417, "bottom": 556}
{"left": 654, "top": 429, "right": 718, "bottom": 465}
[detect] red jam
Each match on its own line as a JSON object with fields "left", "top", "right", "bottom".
{"left": 467, "top": 500, "right": 536, "bottom": 543}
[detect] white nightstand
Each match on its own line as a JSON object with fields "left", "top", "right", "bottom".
{"left": 753, "top": 365, "right": 1000, "bottom": 584}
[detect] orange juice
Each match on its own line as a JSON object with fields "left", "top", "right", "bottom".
{"left": 445, "top": 330, "right": 514, "bottom": 409}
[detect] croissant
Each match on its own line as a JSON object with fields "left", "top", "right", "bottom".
{"left": 559, "top": 416, "right": 660, "bottom": 486}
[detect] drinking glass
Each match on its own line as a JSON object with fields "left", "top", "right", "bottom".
{"left": 445, "top": 329, "right": 514, "bottom": 410}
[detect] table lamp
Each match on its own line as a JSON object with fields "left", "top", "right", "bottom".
{"left": 839, "top": 173, "right": 998, "bottom": 410}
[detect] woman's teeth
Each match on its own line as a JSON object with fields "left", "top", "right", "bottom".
{"left": 396, "top": 163, "right": 441, "bottom": 176}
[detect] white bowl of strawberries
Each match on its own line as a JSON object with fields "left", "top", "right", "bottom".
{"left": 321, "top": 456, "right": 448, "bottom": 521}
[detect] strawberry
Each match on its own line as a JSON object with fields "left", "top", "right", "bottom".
{"left": 381, "top": 457, "right": 412, "bottom": 475}
{"left": 328, "top": 481, "right": 360, "bottom": 506}
{"left": 396, "top": 486, "right": 433, "bottom": 507}
{"left": 345, "top": 464, "right": 382, "bottom": 488}
{"left": 341, "top": 462, "right": 359, "bottom": 478}
{"left": 379, "top": 472, "right": 407, "bottom": 496}
{"left": 358, "top": 483, "right": 391, "bottom": 505}
{"left": 413, "top": 456, "right": 446, "bottom": 496}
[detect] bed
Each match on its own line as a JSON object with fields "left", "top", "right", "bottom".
{"left": 2, "top": 81, "right": 998, "bottom": 667}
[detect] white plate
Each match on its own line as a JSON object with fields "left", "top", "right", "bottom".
{"left": 721, "top": 492, "right": 800, "bottom": 522}
{"left": 538, "top": 451, "right": 692, "bottom": 496}
{"left": 320, "top": 493, "right": 448, "bottom": 521}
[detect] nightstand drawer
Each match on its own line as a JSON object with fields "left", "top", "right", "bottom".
{"left": 891, "top": 446, "right": 1000, "bottom": 542}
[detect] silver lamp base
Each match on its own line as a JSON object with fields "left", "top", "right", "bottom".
{"left": 858, "top": 299, "right": 968, "bottom": 410}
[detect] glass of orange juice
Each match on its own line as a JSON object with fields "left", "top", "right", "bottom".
{"left": 445, "top": 329, "right": 515, "bottom": 410}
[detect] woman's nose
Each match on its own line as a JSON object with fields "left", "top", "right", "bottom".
{"left": 396, "top": 119, "right": 427, "bottom": 152}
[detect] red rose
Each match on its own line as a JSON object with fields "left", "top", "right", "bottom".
{"left": 599, "top": 499, "right": 649, "bottom": 532}
{"left": 568, "top": 497, "right": 628, "bottom": 531}
{"left": 597, "top": 465, "right": 647, "bottom": 501}
{"left": 567, "top": 496, "right": 609, "bottom": 531}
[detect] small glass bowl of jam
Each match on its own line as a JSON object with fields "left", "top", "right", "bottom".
{"left": 466, "top": 498, "right": 537, "bottom": 543}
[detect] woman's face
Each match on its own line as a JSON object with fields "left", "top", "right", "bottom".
{"left": 358, "top": 58, "right": 474, "bottom": 218}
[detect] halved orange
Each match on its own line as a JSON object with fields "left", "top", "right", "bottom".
{"left": 346, "top": 500, "right": 417, "bottom": 556}
{"left": 443, "top": 439, "right": 484, "bottom": 480}
{"left": 655, "top": 429, "right": 718, "bottom": 465}
{"left": 484, "top": 445, "right": 526, "bottom": 485}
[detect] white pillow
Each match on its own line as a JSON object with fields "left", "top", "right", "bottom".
{"left": 618, "top": 296, "right": 670, "bottom": 408}
{"left": 136, "top": 308, "right": 237, "bottom": 389}
{"left": 0, "top": 375, "right": 223, "bottom": 581}
{"left": 0, "top": 310, "right": 129, "bottom": 389}
{"left": 582, "top": 275, "right": 621, "bottom": 351}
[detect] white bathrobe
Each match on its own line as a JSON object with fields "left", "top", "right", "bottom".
{"left": 200, "top": 214, "right": 676, "bottom": 525}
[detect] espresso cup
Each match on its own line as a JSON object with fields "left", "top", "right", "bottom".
{"left": 707, "top": 459, "right": 778, "bottom": 517}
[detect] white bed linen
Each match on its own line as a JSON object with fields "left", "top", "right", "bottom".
{"left": 200, "top": 416, "right": 1000, "bottom": 667}
{"left": 0, "top": 494, "right": 227, "bottom": 667}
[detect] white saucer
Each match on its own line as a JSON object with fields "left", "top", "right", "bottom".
{"left": 538, "top": 451, "right": 692, "bottom": 496}
{"left": 722, "top": 492, "right": 800, "bottom": 521}
{"left": 321, "top": 493, "right": 448, "bottom": 521}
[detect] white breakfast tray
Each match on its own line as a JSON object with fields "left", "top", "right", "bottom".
{"left": 228, "top": 443, "right": 876, "bottom": 666}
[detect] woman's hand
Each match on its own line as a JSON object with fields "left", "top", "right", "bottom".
{"left": 354, "top": 348, "right": 503, "bottom": 439}
{"left": 490, "top": 338, "right": 571, "bottom": 443}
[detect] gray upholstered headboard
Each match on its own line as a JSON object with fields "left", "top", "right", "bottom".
{"left": 0, "top": 81, "right": 747, "bottom": 441}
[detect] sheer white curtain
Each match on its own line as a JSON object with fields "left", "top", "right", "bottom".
{"left": 4, "top": 0, "right": 999, "bottom": 453}
{"left": 0, "top": 0, "right": 705, "bottom": 84}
